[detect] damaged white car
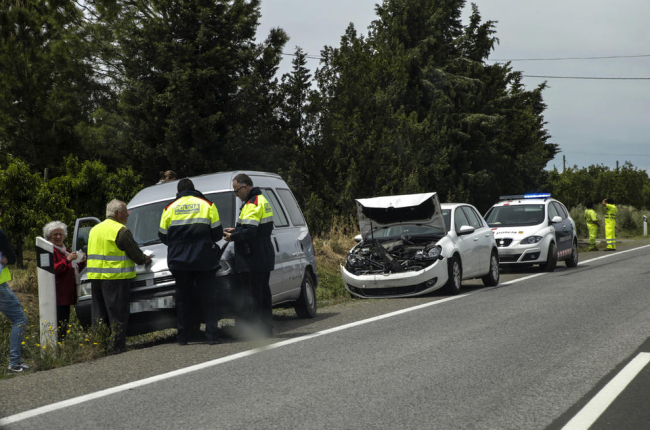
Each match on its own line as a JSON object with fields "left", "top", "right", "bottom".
{"left": 341, "top": 192, "right": 499, "bottom": 298}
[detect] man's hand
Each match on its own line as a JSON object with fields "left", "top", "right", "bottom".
{"left": 223, "top": 228, "right": 234, "bottom": 242}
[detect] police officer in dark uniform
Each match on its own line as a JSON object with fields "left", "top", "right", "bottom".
{"left": 223, "top": 173, "right": 275, "bottom": 337}
{"left": 159, "top": 179, "right": 223, "bottom": 345}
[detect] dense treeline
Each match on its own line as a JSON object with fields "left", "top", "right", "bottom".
{"left": 3, "top": 0, "right": 645, "bottom": 266}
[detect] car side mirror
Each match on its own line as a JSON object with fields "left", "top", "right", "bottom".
{"left": 551, "top": 216, "right": 562, "bottom": 223}
{"left": 354, "top": 234, "right": 362, "bottom": 243}
{"left": 458, "top": 225, "right": 475, "bottom": 235}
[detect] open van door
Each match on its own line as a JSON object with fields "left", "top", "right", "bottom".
{"left": 72, "top": 217, "right": 101, "bottom": 254}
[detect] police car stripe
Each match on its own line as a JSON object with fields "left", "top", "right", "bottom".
{"left": 87, "top": 254, "right": 131, "bottom": 261}
{"left": 170, "top": 217, "right": 212, "bottom": 226}
{"left": 86, "top": 267, "right": 135, "bottom": 274}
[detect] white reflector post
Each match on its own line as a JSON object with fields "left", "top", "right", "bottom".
{"left": 36, "top": 236, "right": 57, "bottom": 348}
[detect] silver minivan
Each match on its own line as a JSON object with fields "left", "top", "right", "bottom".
{"left": 72, "top": 171, "right": 318, "bottom": 335}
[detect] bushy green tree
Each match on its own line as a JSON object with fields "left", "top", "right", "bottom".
{"left": 0, "top": 0, "right": 109, "bottom": 174}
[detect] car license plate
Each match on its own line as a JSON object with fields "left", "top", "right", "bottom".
{"left": 130, "top": 296, "right": 175, "bottom": 313}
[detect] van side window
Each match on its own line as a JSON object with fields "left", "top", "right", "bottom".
{"left": 260, "top": 189, "right": 289, "bottom": 227}
{"left": 277, "top": 189, "right": 306, "bottom": 226}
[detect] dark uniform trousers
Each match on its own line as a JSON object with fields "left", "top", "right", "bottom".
{"left": 172, "top": 269, "right": 219, "bottom": 342}
{"left": 91, "top": 279, "right": 131, "bottom": 352}
{"left": 245, "top": 271, "right": 272, "bottom": 335}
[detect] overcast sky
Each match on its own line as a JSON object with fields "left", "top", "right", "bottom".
{"left": 258, "top": 0, "right": 650, "bottom": 173}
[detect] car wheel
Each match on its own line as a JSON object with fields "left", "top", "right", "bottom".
{"left": 565, "top": 240, "right": 579, "bottom": 268}
{"left": 482, "top": 251, "right": 500, "bottom": 287}
{"left": 444, "top": 255, "right": 462, "bottom": 295}
{"left": 294, "top": 272, "right": 317, "bottom": 318}
{"left": 540, "top": 242, "right": 557, "bottom": 272}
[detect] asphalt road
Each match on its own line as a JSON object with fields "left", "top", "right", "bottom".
{"left": 2, "top": 240, "right": 650, "bottom": 429}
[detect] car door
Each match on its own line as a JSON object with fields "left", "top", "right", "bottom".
{"left": 72, "top": 217, "right": 101, "bottom": 255}
{"left": 552, "top": 201, "right": 572, "bottom": 257}
{"left": 453, "top": 207, "right": 481, "bottom": 277}
{"left": 461, "top": 206, "right": 492, "bottom": 273}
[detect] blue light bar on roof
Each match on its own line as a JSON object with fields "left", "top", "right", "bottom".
{"left": 499, "top": 193, "right": 551, "bottom": 200}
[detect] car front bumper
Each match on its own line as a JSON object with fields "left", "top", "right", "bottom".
{"left": 340, "top": 260, "right": 448, "bottom": 298}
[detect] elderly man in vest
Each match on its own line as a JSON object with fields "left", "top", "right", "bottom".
{"left": 224, "top": 173, "right": 275, "bottom": 337}
{"left": 87, "top": 199, "right": 151, "bottom": 353}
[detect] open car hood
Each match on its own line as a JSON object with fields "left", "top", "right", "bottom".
{"left": 355, "top": 192, "right": 446, "bottom": 238}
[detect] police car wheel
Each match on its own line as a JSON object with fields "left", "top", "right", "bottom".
{"left": 565, "top": 240, "right": 579, "bottom": 268}
{"left": 540, "top": 242, "right": 557, "bottom": 272}
{"left": 294, "top": 272, "right": 317, "bottom": 318}
{"left": 482, "top": 251, "right": 500, "bottom": 287}
{"left": 444, "top": 256, "right": 462, "bottom": 295}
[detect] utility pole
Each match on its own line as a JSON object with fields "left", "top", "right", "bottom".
{"left": 563, "top": 155, "right": 566, "bottom": 173}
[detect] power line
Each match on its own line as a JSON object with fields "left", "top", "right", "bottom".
{"left": 523, "top": 75, "right": 650, "bottom": 80}
{"left": 490, "top": 54, "right": 650, "bottom": 61}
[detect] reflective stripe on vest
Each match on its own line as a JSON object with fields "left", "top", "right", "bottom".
{"left": 159, "top": 196, "right": 221, "bottom": 235}
{"left": 87, "top": 219, "right": 135, "bottom": 280}
{"left": 0, "top": 266, "right": 11, "bottom": 284}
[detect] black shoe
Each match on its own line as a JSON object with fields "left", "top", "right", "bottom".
{"left": 207, "top": 338, "right": 223, "bottom": 345}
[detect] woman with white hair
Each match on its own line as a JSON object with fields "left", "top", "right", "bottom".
{"left": 43, "top": 221, "right": 86, "bottom": 339}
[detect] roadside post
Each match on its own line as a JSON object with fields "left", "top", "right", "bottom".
{"left": 644, "top": 215, "right": 647, "bottom": 236}
{"left": 36, "top": 236, "right": 58, "bottom": 349}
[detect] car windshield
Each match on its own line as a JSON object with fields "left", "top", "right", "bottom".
{"left": 126, "top": 191, "right": 235, "bottom": 245}
{"left": 366, "top": 224, "right": 444, "bottom": 240}
{"left": 484, "top": 204, "right": 545, "bottom": 227}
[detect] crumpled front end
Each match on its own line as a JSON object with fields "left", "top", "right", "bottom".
{"left": 341, "top": 236, "right": 447, "bottom": 298}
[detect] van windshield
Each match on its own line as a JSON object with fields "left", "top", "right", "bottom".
{"left": 127, "top": 192, "right": 235, "bottom": 245}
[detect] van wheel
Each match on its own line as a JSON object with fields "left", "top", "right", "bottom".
{"left": 565, "top": 240, "right": 579, "bottom": 268}
{"left": 540, "top": 242, "right": 557, "bottom": 272}
{"left": 482, "top": 251, "right": 500, "bottom": 287}
{"left": 294, "top": 272, "right": 317, "bottom": 318}
{"left": 444, "top": 256, "right": 462, "bottom": 295}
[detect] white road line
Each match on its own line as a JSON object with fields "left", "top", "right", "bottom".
{"left": 579, "top": 243, "right": 650, "bottom": 266}
{"left": 3, "top": 243, "right": 650, "bottom": 426}
{"left": 561, "top": 352, "right": 650, "bottom": 430}
{"left": 0, "top": 275, "right": 540, "bottom": 426}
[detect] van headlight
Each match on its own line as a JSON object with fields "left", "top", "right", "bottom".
{"left": 520, "top": 236, "right": 543, "bottom": 244}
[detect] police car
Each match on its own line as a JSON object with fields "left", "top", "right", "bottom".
{"left": 483, "top": 193, "right": 578, "bottom": 272}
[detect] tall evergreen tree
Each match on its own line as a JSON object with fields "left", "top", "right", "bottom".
{"left": 311, "top": 0, "right": 558, "bottom": 227}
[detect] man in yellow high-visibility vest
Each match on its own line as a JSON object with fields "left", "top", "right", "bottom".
{"left": 0, "top": 207, "right": 29, "bottom": 373}
{"left": 601, "top": 198, "right": 617, "bottom": 251}
{"left": 87, "top": 199, "right": 151, "bottom": 352}
{"left": 584, "top": 202, "right": 600, "bottom": 251}
{"left": 224, "top": 173, "right": 275, "bottom": 337}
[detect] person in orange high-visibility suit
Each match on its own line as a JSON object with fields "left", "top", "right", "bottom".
{"left": 601, "top": 198, "right": 617, "bottom": 251}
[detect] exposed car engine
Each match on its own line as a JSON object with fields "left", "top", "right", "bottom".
{"left": 345, "top": 235, "right": 443, "bottom": 275}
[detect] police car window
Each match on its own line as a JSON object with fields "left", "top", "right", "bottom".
{"left": 547, "top": 202, "right": 560, "bottom": 220}
{"left": 260, "top": 189, "right": 289, "bottom": 228}
{"left": 277, "top": 188, "right": 306, "bottom": 226}
{"left": 454, "top": 207, "right": 471, "bottom": 232}
{"left": 461, "top": 206, "right": 483, "bottom": 229}
{"left": 553, "top": 202, "right": 568, "bottom": 219}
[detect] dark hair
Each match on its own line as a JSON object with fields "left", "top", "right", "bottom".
{"left": 586, "top": 201, "right": 594, "bottom": 209}
{"left": 165, "top": 170, "right": 177, "bottom": 180}
{"left": 233, "top": 173, "right": 253, "bottom": 187}
{"left": 604, "top": 198, "right": 615, "bottom": 205}
{"left": 177, "top": 178, "right": 195, "bottom": 192}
